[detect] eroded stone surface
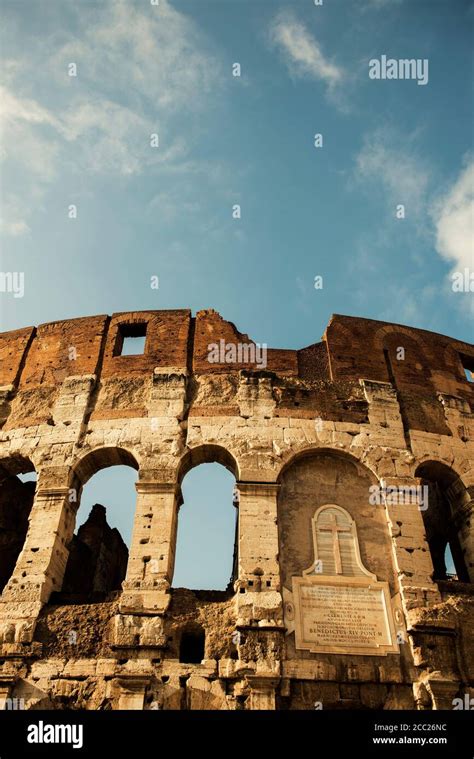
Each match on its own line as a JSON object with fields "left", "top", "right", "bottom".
{"left": 0, "top": 309, "right": 472, "bottom": 710}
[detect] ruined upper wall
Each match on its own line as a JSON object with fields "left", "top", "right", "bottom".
{"left": 324, "top": 314, "right": 474, "bottom": 394}
{"left": 193, "top": 309, "right": 298, "bottom": 375}
{"left": 0, "top": 309, "right": 472, "bottom": 713}
{"left": 324, "top": 315, "right": 474, "bottom": 434}
{"left": 0, "top": 310, "right": 472, "bottom": 432}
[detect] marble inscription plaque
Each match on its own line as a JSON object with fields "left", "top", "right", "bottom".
{"left": 292, "top": 575, "right": 398, "bottom": 656}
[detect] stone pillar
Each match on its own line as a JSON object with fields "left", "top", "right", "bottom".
{"left": 450, "top": 494, "right": 474, "bottom": 583}
{"left": 1, "top": 485, "right": 74, "bottom": 606}
{"left": 234, "top": 482, "right": 283, "bottom": 627}
{"left": 360, "top": 379, "right": 407, "bottom": 448}
{"left": 424, "top": 675, "right": 460, "bottom": 710}
{"left": 381, "top": 478, "right": 464, "bottom": 702}
{"left": 246, "top": 675, "right": 279, "bottom": 710}
{"left": 120, "top": 481, "right": 179, "bottom": 615}
{"left": 381, "top": 476, "right": 441, "bottom": 617}
{"left": 114, "top": 479, "right": 179, "bottom": 649}
{"left": 115, "top": 676, "right": 149, "bottom": 710}
{"left": 0, "top": 678, "right": 13, "bottom": 710}
{"left": 0, "top": 470, "right": 74, "bottom": 649}
{"left": 236, "top": 482, "right": 280, "bottom": 584}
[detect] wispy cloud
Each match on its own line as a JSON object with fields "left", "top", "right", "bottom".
{"left": 379, "top": 282, "right": 437, "bottom": 326}
{"left": 352, "top": 127, "right": 473, "bottom": 319}
{"left": 48, "top": 0, "right": 219, "bottom": 113}
{"left": 0, "top": 0, "right": 223, "bottom": 235}
{"left": 269, "top": 12, "right": 344, "bottom": 93}
{"left": 354, "top": 126, "right": 431, "bottom": 219}
{"left": 354, "top": 132, "right": 473, "bottom": 277}
{"left": 432, "top": 158, "right": 474, "bottom": 272}
{"left": 0, "top": 196, "right": 30, "bottom": 238}
{"left": 1, "top": 86, "right": 62, "bottom": 130}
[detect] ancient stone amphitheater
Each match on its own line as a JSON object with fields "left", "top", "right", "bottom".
{"left": 0, "top": 309, "right": 472, "bottom": 710}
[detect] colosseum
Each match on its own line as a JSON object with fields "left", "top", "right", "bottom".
{"left": 0, "top": 308, "right": 472, "bottom": 711}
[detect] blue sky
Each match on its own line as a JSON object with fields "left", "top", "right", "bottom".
{"left": 76, "top": 463, "right": 237, "bottom": 590}
{"left": 1, "top": 0, "right": 472, "bottom": 344}
{"left": 2, "top": 0, "right": 472, "bottom": 586}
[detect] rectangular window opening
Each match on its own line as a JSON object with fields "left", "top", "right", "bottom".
{"left": 460, "top": 353, "right": 474, "bottom": 383}
{"left": 116, "top": 323, "right": 147, "bottom": 356}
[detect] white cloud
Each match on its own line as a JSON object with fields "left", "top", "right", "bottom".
{"left": 0, "top": 0, "right": 223, "bottom": 234}
{"left": 353, "top": 130, "right": 473, "bottom": 318}
{"left": 0, "top": 86, "right": 61, "bottom": 130}
{"left": 1, "top": 220, "right": 30, "bottom": 237}
{"left": 1, "top": 0, "right": 220, "bottom": 174}
{"left": 269, "top": 12, "right": 343, "bottom": 90}
{"left": 433, "top": 159, "right": 474, "bottom": 271}
{"left": 354, "top": 127, "right": 431, "bottom": 218}
{"left": 0, "top": 196, "right": 31, "bottom": 237}
{"left": 49, "top": 0, "right": 219, "bottom": 113}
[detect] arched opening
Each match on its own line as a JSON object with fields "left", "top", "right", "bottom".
{"left": 57, "top": 448, "right": 139, "bottom": 602}
{"left": 173, "top": 453, "right": 238, "bottom": 591}
{"left": 0, "top": 457, "right": 37, "bottom": 594}
{"left": 179, "top": 625, "right": 206, "bottom": 664}
{"left": 277, "top": 449, "right": 396, "bottom": 594}
{"left": 415, "top": 461, "right": 471, "bottom": 583}
{"left": 444, "top": 544, "right": 457, "bottom": 578}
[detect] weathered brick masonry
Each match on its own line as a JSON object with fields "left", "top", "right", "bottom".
{"left": 0, "top": 309, "right": 472, "bottom": 709}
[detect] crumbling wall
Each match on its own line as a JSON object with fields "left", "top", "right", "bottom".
{"left": 0, "top": 309, "right": 472, "bottom": 711}
{"left": 34, "top": 600, "right": 119, "bottom": 659}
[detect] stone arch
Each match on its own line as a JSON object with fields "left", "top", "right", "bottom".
{"left": 57, "top": 446, "right": 140, "bottom": 600}
{"left": 0, "top": 454, "right": 37, "bottom": 482}
{"left": 177, "top": 444, "right": 239, "bottom": 485}
{"left": 71, "top": 446, "right": 140, "bottom": 493}
{"left": 276, "top": 445, "right": 379, "bottom": 486}
{"left": 413, "top": 457, "right": 463, "bottom": 483}
{"left": 0, "top": 455, "right": 38, "bottom": 595}
{"left": 276, "top": 448, "right": 396, "bottom": 597}
{"left": 412, "top": 455, "right": 474, "bottom": 491}
{"left": 172, "top": 444, "right": 239, "bottom": 591}
{"left": 373, "top": 323, "right": 430, "bottom": 355}
{"left": 414, "top": 460, "right": 473, "bottom": 582}
{"left": 374, "top": 325, "right": 433, "bottom": 393}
